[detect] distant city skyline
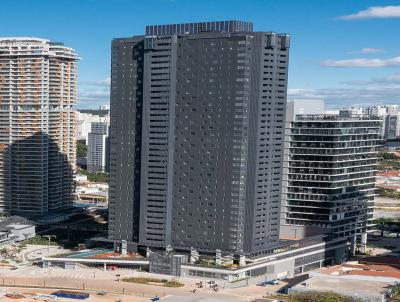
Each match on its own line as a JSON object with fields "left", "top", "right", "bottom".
{"left": 1, "top": 0, "right": 400, "bottom": 108}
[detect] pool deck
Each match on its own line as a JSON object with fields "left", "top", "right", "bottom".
{"left": 65, "top": 249, "right": 113, "bottom": 259}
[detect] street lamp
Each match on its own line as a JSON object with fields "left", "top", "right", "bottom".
{"left": 43, "top": 235, "right": 56, "bottom": 254}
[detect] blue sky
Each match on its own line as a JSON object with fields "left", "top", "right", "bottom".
{"left": 1, "top": 0, "right": 400, "bottom": 108}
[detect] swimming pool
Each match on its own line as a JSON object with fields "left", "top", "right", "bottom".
{"left": 65, "top": 248, "right": 112, "bottom": 259}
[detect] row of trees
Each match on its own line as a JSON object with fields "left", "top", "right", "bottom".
{"left": 377, "top": 188, "right": 400, "bottom": 199}
{"left": 379, "top": 152, "right": 400, "bottom": 161}
{"left": 287, "top": 292, "right": 362, "bottom": 302}
{"left": 78, "top": 168, "right": 108, "bottom": 182}
{"left": 286, "top": 288, "right": 400, "bottom": 302}
{"left": 378, "top": 151, "right": 400, "bottom": 171}
{"left": 375, "top": 218, "right": 400, "bottom": 238}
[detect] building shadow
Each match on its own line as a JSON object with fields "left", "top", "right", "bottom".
{"left": 3, "top": 131, "right": 74, "bottom": 219}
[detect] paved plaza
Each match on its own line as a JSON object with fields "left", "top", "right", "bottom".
{"left": 0, "top": 265, "right": 268, "bottom": 302}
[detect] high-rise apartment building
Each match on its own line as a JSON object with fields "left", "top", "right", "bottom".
{"left": 87, "top": 122, "right": 109, "bottom": 173}
{"left": 282, "top": 115, "right": 381, "bottom": 242}
{"left": 353, "top": 105, "right": 400, "bottom": 140}
{"left": 386, "top": 105, "right": 399, "bottom": 116}
{"left": 76, "top": 110, "right": 109, "bottom": 142}
{"left": 367, "top": 105, "right": 387, "bottom": 117}
{"left": 384, "top": 115, "right": 399, "bottom": 140}
{"left": 109, "top": 21, "right": 290, "bottom": 255}
{"left": 0, "top": 38, "right": 78, "bottom": 216}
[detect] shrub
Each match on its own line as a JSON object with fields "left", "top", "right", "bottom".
{"left": 165, "top": 280, "right": 184, "bottom": 288}
{"left": 121, "top": 277, "right": 164, "bottom": 284}
{"left": 288, "top": 292, "right": 362, "bottom": 302}
{"left": 121, "top": 277, "right": 184, "bottom": 287}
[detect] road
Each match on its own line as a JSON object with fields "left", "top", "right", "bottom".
{"left": 163, "top": 296, "right": 243, "bottom": 302}
{"left": 0, "top": 276, "right": 247, "bottom": 302}
{"left": 22, "top": 245, "right": 69, "bottom": 262}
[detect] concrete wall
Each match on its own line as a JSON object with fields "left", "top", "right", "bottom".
{"left": 280, "top": 225, "right": 329, "bottom": 240}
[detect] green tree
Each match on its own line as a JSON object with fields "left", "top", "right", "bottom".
{"left": 289, "top": 292, "right": 362, "bottom": 302}
{"left": 0, "top": 247, "right": 8, "bottom": 258}
{"left": 76, "top": 142, "right": 87, "bottom": 158}
{"left": 78, "top": 169, "right": 108, "bottom": 182}
{"left": 376, "top": 218, "right": 389, "bottom": 237}
{"left": 379, "top": 152, "right": 400, "bottom": 160}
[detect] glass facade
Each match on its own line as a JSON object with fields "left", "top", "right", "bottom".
{"left": 283, "top": 115, "right": 381, "bottom": 238}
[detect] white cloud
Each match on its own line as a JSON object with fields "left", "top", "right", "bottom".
{"left": 95, "top": 77, "right": 111, "bottom": 86}
{"left": 77, "top": 77, "right": 110, "bottom": 108}
{"left": 86, "top": 77, "right": 111, "bottom": 86}
{"left": 79, "top": 90, "right": 109, "bottom": 100}
{"left": 382, "top": 73, "right": 400, "bottom": 82}
{"left": 340, "top": 5, "right": 400, "bottom": 20}
{"left": 343, "top": 73, "right": 400, "bottom": 86}
{"left": 322, "top": 56, "right": 400, "bottom": 68}
{"left": 288, "top": 73, "right": 400, "bottom": 108}
{"left": 287, "top": 88, "right": 320, "bottom": 99}
{"left": 80, "top": 77, "right": 111, "bottom": 87}
{"left": 80, "top": 90, "right": 110, "bottom": 98}
{"left": 350, "top": 48, "right": 384, "bottom": 54}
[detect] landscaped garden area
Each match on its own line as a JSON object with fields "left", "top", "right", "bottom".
{"left": 121, "top": 277, "right": 184, "bottom": 288}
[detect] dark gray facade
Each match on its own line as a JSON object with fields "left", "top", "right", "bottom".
{"left": 108, "top": 37, "right": 144, "bottom": 243}
{"left": 149, "top": 253, "right": 187, "bottom": 276}
{"left": 109, "top": 21, "right": 290, "bottom": 255}
{"left": 384, "top": 115, "right": 398, "bottom": 140}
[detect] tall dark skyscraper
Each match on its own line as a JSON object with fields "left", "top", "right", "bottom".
{"left": 109, "top": 21, "right": 290, "bottom": 255}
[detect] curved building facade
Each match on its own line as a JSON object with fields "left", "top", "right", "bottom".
{"left": 0, "top": 38, "right": 78, "bottom": 216}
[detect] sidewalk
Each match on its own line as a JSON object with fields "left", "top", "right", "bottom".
{"left": 0, "top": 276, "right": 248, "bottom": 302}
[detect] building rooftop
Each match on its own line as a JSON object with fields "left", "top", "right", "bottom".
{"left": 0, "top": 37, "right": 48, "bottom": 42}
{"left": 0, "top": 37, "right": 78, "bottom": 59}
{"left": 318, "top": 261, "right": 400, "bottom": 277}
{"left": 290, "top": 275, "right": 396, "bottom": 301}
{"left": 295, "top": 114, "right": 382, "bottom": 122}
{"left": 377, "top": 171, "right": 400, "bottom": 177}
{"left": 7, "top": 224, "right": 33, "bottom": 230}
{"left": 145, "top": 20, "right": 254, "bottom": 36}
{"left": 0, "top": 216, "right": 33, "bottom": 228}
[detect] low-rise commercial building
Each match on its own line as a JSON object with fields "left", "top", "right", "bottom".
{"left": 44, "top": 234, "right": 348, "bottom": 283}
{"left": 0, "top": 223, "right": 35, "bottom": 245}
{"left": 6, "top": 224, "right": 35, "bottom": 241}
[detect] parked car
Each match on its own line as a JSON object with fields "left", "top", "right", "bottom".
{"left": 257, "top": 279, "right": 279, "bottom": 286}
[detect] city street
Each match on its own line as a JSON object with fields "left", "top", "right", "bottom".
{"left": 21, "top": 245, "right": 71, "bottom": 262}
